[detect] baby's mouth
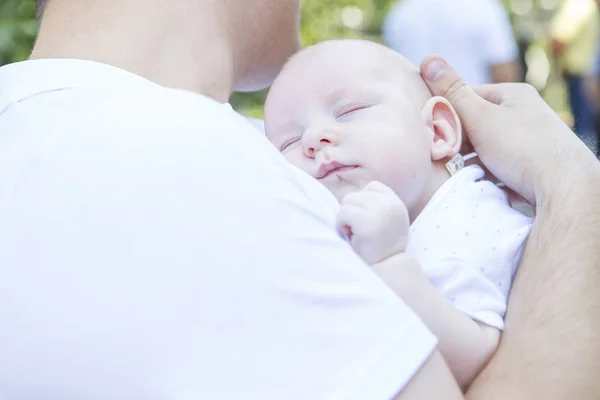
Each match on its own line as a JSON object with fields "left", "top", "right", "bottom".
{"left": 316, "top": 161, "right": 359, "bottom": 180}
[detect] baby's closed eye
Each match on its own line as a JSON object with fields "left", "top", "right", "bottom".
{"left": 335, "top": 103, "right": 371, "bottom": 120}
{"left": 280, "top": 137, "right": 302, "bottom": 152}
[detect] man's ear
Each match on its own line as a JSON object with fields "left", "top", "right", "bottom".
{"left": 421, "top": 96, "right": 462, "bottom": 161}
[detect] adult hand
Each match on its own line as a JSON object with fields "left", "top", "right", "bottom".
{"left": 420, "top": 56, "right": 600, "bottom": 400}
{"left": 420, "top": 56, "right": 600, "bottom": 206}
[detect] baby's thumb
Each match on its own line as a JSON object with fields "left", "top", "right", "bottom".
{"left": 420, "top": 56, "right": 488, "bottom": 122}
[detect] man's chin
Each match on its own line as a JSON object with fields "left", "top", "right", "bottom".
{"left": 233, "top": 64, "right": 282, "bottom": 92}
{"left": 234, "top": 38, "right": 301, "bottom": 93}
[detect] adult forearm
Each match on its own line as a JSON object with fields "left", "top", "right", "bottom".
{"left": 467, "top": 161, "right": 600, "bottom": 399}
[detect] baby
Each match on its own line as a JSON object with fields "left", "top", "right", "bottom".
{"left": 264, "top": 40, "right": 533, "bottom": 390}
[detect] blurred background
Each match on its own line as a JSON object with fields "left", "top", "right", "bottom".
{"left": 2, "top": 0, "right": 599, "bottom": 152}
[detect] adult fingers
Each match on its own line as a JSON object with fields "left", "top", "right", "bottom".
{"left": 336, "top": 204, "right": 371, "bottom": 236}
{"left": 471, "top": 84, "right": 504, "bottom": 105}
{"left": 473, "top": 83, "right": 540, "bottom": 105}
{"left": 420, "top": 56, "right": 490, "bottom": 120}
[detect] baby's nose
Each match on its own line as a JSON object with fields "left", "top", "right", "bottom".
{"left": 307, "top": 137, "right": 334, "bottom": 156}
{"left": 303, "top": 129, "right": 339, "bottom": 157}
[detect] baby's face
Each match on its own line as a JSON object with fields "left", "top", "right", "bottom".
{"left": 265, "top": 41, "right": 441, "bottom": 215}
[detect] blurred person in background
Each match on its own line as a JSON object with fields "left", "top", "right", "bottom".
{"left": 382, "top": 0, "right": 521, "bottom": 86}
{"left": 550, "top": 0, "right": 599, "bottom": 142}
{"left": 584, "top": 42, "right": 600, "bottom": 156}
{"left": 583, "top": 0, "right": 600, "bottom": 157}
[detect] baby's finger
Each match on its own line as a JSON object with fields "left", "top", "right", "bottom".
{"left": 362, "top": 181, "right": 394, "bottom": 194}
{"left": 341, "top": 190, "right": 375, "bottom": 208}
{"left": 336, "top": 203, "right": 373, "bottom": 237}
{"left": 342, "top": 188, "right": 393, "bottom": 209}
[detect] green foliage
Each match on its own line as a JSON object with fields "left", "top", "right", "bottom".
{"left": 231, "top": 0, "right": 400, "bottom": 117}
{"left": 1, "top": 0, "right": 516, "bottom": 118}
{"left": 0, "top": 0, "right": 37, "bottom": 65}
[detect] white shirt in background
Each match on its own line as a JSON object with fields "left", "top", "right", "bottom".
{"left": 383, "top": 0, "right": 519, "bottom": 85}
{"left": 0, "top": 59, "right": 436, "bottom": 400}
{"left": 407, "top": 165, "right": 533, "bottom": 330}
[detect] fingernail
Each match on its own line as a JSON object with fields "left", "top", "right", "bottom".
{"left": 424, "top": 58, "right": 448, "bottom": 82}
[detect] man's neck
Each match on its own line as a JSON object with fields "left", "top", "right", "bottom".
{"left": 30, "top": 0, "right": 235, "bottom": 102}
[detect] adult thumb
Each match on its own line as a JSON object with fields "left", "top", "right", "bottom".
{"left": 420, "top": 56, "right": 488, "bottom": 120}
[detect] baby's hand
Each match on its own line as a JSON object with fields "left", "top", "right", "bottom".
{"left": 337, "top": 181, "right": 410, "bottom": 265}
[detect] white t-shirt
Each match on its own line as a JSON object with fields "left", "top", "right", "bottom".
{"left": 0, "top": 59, "right": 436, "bottom": 399}
{"left": 407, "top": 165, "right": 533, "bottom": 330}
{"left": 383, "top": 0, "right": 518, "bottom": 85}
{"left": 244, "top": 115, "right": 267, "bottom": 134}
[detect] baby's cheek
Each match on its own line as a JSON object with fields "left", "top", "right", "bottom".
{"left": 283, "top": 150, "right": 306, "bottom": 167}
{"left": 373, "top": 164, "right": 416, "bottom": 198}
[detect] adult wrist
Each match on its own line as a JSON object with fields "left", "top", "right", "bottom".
{"left": 534, "top": 150, "right": 600, "bottom": 214}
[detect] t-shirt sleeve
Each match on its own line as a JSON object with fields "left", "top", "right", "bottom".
{"left": 0, "top": 92, "right": 437, "bottom": 400}
{"left": 483, "top": 0, "right": 519, "bottom": 65}
{"left": 241, "top": 169, "right": 439, "bottom": 400}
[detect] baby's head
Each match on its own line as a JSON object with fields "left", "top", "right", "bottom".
{"left": 265, "top": 40, "right": 462, "bottom": 220}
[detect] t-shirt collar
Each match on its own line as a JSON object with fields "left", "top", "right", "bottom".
{"left": 0, "top": 58, "right": 161, "bottom": 114}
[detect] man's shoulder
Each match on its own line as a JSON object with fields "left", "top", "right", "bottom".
{"left": 6, "top": 80, "right": 341, "bottom": 210}
{"left": 0, "top": 61, "right": 248, "bottom": 138}
{"left": 47, "top": 85, "right": 265, "bottom": 147}
{"left": 89, "top": 87, "right": 246, "bottom": 131}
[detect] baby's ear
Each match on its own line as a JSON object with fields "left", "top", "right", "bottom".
{"left": 421, "top": 96, "right": 462, "bottom": 162}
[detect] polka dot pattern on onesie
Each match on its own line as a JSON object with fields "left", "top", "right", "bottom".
{"left": 406, "top": 165, "right": 534, "bottom": 331}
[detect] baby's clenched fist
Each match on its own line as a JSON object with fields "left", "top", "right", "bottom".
{"left": 337, "top": 181, "right": 410, "bottom": 265}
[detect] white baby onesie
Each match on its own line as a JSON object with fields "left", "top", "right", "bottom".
{"left": 406, "top": 165, "right": 533, "bottom": 330}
